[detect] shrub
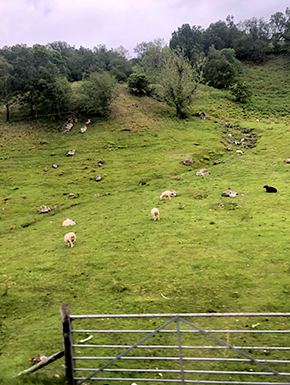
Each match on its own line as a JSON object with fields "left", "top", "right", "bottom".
{"left": 127, "top": 73, "right": 150, "bottom": 96}
{"left": 230, "top": 81, "right": 252, "bottom": 102}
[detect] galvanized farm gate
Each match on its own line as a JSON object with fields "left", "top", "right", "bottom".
{"left": 60, "top": 305, "right": 290, "bottom": 385}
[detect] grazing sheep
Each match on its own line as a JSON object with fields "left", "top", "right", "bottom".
{"left": 263, "top": 185, "right": 277, "bottom": 193}
{"left": 151, "top": 208, "right": 160, "bottom": 221}
{"left": 62, "top": 218, "right": 76, "bottom": 227}
{"left": 236, "top": 150, "right": 243, "bottom": 155}
{"left": 80, "top": 125, "right": 87, "bottom": 133}
{"left": 64, "top": 232, "right": 76, "bottom": 247}
{"left": 86, "top": 119, "right": 91, "bottom": 125}
{"left": 160, "top": 190, "right": 176, "bottom": 200}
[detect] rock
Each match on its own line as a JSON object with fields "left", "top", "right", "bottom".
{"left": 95, "top": 174, "right": 102, "bottom": 182}
{"left": 175, "top": 177, "right": 182, "bottom": 180}
{"left": 285, "top": 158, "right": 290, "bottom": 163}
{"left": 38, "top": 205, "right": 51, "bottom": 213}
{"left": 196, "top": 168, "right": 209, "bottom": 176}
{"left": 199, "top": 111, "right": 206, "bottom": 119}
{"left": 183, "top": 158, "right": 193, "bottom": 166}
{"left": 68, "top": 193, "right": 75, "bottom": 197}
{"left": 213, "top": 159, "right": 221, "bottom": 165}
{"left": 227, "top": 147, "right": 232, "bottom": 151}
{"left": 52, "top": 164, "right": 58, "bottom": 169}
{"left": 43, "top": 167, "right": 48, "bottom": 172}
{"left": 62, "top": 218, "right": 76, "bottom": 226}
{"left": 66, "top": 149, "right": 76, "bottom": 156}
{"left": 221, "top": 190, "right": 237, "bottom": 197}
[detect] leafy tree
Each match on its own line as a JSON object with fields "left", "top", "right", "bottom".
{"left": 0, "top": 56, "right": 17, "bottom": 121}
{"left": 127, "top": 73, "right": 150, "bottom": 96}
{"left": 203, "top": 46, "right": 241, "bottom": 88}
{"left": 158, "top": 51, "right": 198, "bottom": 118}
{"left": 133, "top": 41, "right": 170, "bottom": 84}
{"left": 202, "top": 20, "right": 238, "bottom": 52}
{"left": 76, "top": 72, "right": 119, "bottom": 117}
{"left": 230, "top": 81, "right": 252, "bottom": 102}
{"left": 170, "top": 24, "right": 204, "bottom": 63}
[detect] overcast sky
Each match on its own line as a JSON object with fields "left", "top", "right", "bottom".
{"left": 0, "top": 0, "right": 289, "bottom": 57}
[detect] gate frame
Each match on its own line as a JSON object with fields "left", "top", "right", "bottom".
{"left": 60, "top": 306, "right": 290, "bottom": 385}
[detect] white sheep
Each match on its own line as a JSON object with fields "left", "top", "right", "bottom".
{"left": 80, "top": 125, "right": 87, "bottom": 133}
{"left": 64, "top": 232, "right": 76, "bottom": 247}
{"left": 151, "top": 208, "right": 160, "bottom": 221}
{"left": 86, "top": 119, "right": 91, "bottom": 125}
{"left": 160, "top": 190, "right": 176, "bottom": 200}
{"left": 236, "top": 150, "right": 243, "bottom": 155}
{"left": 62, "top": 218, "right": 76, "bottom": 227}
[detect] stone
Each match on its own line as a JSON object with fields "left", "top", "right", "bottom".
{"left": 196, "top": 168, "right": 209, "bottom": 176}
{"left": 221, "top": 190, "right": 237, "bottom": 197}
{"left": 183, "top": 158, "right": 193, "bottom": 166}
{"left": 95, "top": 174, "right": 102, "bottom": 182}
{"left": 66, "top": 149, "right": 76, "bottom": 156}
{"left": 38, "top": 205, "right": 50, "bottom": 213}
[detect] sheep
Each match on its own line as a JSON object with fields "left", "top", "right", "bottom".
{"left": 64, "top": 232, "right": 76, "bottom": 247}
{"left": 236, "top": 150, "right": 243, "bottom": 155}
{"left": 151, "top": 208, "right": 160, "bottom": 221}
{"left": 80, "top": 125, "right": 87, "bottom": 133}
{"left": 160, "top": 190, "right": 176, "bottom": 200}
{"left": 86, "top": 119, "right": 91, "bottom": 125}
{"left": 263, "top": 185, "right": 277, "bottom": 193}
{"left": 62, "top": 218, "right": 76, "bottom": 227}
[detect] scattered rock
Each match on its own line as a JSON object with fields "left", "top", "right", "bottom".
{"left": 183, "top": 158, "right": 193, "bottom": 166}
{"left": 38, "top": 205, "right": 51, "bottom": 213}
{"left": 95, "top": 174, "right": 102, "bottom": 182}
{"left": 68, "top": 193, "right": 75, "bottom": 198}
{"left": 221, "top": 190, "right": 237, "bottom": 197}
{"left": 43, "top": 167, "right": 48, "bottom": 172}
{"left": 213, "top": 159, "right": 221, "bottom": 165}
{"left": 29, "top": 354, "right": 48, "bottom": 364}
{"left": 66, "top": 149, "right": 76, "bottom": 156}
{"left": 52, "top": 164, "right": 58, "bottom": 169}
{"left": 196, "top": 168, "right": 209, "bottom": 176}
{"left": 199, "top": 111, "right": 206, "bottom": 119}
{"left": 225, "top": 123, "right": 233, "bottom": 128}
{"left": 285, "top": 158, "right": 290, "bottom": 163}
{"left": 227, "top": 147, "right": 232, "bottom": 151}
{"left": 86, "top": 119, "right": 92, "bottom": 125}
{"left": 175, "top": 177, "right": 182, "bottom": 180}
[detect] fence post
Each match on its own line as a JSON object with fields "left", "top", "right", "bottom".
{"left": 60, "top": 304, "right": 75, "bottom": 385}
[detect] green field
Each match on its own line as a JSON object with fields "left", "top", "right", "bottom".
{"left": 1, "top": 56, "right": 290, "bottom": 384}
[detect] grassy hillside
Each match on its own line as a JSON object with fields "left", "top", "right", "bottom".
{"left": 1, "top": 57, "right": 290, "bottom": 384}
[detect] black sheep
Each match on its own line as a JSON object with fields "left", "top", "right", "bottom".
{"left": 263, "top": 185, "right": 277, "bottom": 193}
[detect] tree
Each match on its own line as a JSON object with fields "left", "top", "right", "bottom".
{"left": 158, "top": 51, "right": 199, "bottom": 118}
{"left": 170, "top": 24, "right": 204, "bottom": 63}
{"left": 127, "top": 73, "right": 150, "bottom": 96}
{"left": 203, "top": 46, "right": 242, "bottom": 89}
{"left": 76, "top": 72, "right": 119, "bottom": 117}
{"left": 0, "top": 56, "right": 16, "bottom": 122}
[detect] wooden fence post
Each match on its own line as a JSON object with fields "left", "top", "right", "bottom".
{"left": 60, "top": 304, "right": 75, "bottom": 385}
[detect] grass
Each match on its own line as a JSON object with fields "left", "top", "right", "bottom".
{"left": 1, "top": 57, "right": 290, "bottom": 384}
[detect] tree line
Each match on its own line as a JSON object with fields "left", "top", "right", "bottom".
{"left": 0, "top": 7, "right": 289, "bottom": 122}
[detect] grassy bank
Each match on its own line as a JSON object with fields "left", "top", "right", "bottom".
{"left": 1, "top": 58, "right": 290, "bottom": 384}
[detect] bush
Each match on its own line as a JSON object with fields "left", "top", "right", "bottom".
{"left": 127, "top": 73, "right": 150, "bottom": 96}
{"left": 230, "top": 81, "right": 252, "bottom": 102}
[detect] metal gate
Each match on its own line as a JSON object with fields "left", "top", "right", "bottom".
{"left": 61, "top": 310, "right": 290, "bottom": 385}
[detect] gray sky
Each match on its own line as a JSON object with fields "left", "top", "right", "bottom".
{"left": 0, "top": 0, "right": 289, "bottom": 57}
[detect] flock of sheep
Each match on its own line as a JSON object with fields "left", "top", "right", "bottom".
{"left": 63, "top": 189, "right": 177, "bottom": 248}
{"left": 150, "top": 189, "right": 177, "bottom": 222}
